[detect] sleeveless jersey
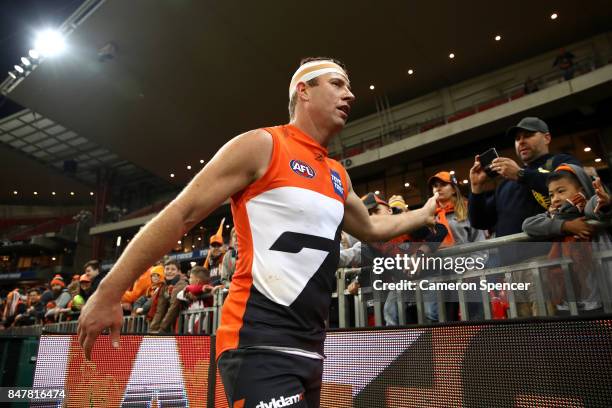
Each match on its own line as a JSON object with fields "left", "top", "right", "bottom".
{"left": 215, "top": 124, "right": 348, "bottom": 359}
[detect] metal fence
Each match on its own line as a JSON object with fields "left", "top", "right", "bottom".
{"left": 335, "top": 232, "right": 612, "bottom": 328}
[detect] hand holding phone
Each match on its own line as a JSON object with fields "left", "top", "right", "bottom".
{"left": 479, "top": 148, "right": 499, "bottom": 178}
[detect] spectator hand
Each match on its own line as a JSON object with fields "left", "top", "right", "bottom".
{"left": 469, "top": 155, "right": 490, "bottom": 193}
{"left": 347, "top": 281, "right": 360, "bottom": 295}
{"left": 593, "top": 177, "right": 611, "bottom": 213}
{"left": 77, "top": 289, "right": 123, "bottom": 361}
{"left": 421, "top": 193, "right": 438, "bottom": 228}
{"left": 490, "top": 157, "right": 521, "bottom": 181}
{"left": 562, "top": 217, "right": 595, "bottom": 240}
{"left": 135, "top": 307, "right": 144, "bottom": 315}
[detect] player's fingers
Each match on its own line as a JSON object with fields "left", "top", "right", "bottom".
{"left": 109, "top": 319, "right": 121, "bottom": 349}
{"left": 82, "top": 333, "right": 96, "bottom": 361}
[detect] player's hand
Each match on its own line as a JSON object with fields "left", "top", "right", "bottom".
{"left": 77, "top": 288, "right": 123, "bottom": 360}
{"left": 593, "top": 177, "right": 611, "bottom": 213}
{"left": 490, "top": 157, "right": 521, "bottom": 181}
{"left": 562, "top": 217, "right": 594, "bottom": 240}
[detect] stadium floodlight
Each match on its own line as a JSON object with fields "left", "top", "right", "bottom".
{"left": 14, "top": 65, "right": 24, "bottom": 74}
{"left": 34, "top": 29, "right": 66, "bottom": 57}
{"left": 21, "top": 57, "right": 31, "bottom": 66}
{"left": 28, "top": 49, "right": 40, "bottom": 60}
{"left": 8, "top": 71, "right": 17, "bottom": 79}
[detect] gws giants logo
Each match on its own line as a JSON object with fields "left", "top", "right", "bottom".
{"left": 289, "top": 160, "right": 316, "bottom": 178}
{"left": 256, "top": 392, "right": 304, "bottom": 408}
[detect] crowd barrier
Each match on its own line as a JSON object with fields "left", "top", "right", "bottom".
{"left": 3, "top": 227, "right": 611, "bottom": 338}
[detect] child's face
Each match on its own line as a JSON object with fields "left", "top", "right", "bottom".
{"left": 189, "top": 274, "right": 201, "bottom": 285}
{"left": 151, "top": 274, "right": 160, "bottom": 284}
{"left": 548, "top": 178, "right": 582, "bottom": 209}
{"left": 164, "top": 264, "right": 178, "bottom": 280}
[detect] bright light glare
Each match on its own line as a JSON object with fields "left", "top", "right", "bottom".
{"left": 34, "top": 29, "right": 66, "bottom": 57}
{"left": 29, "top": 49, "right": 40, "bottom": 59}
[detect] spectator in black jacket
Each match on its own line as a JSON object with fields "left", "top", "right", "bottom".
{"left": 83, "top": 260, "right": 106, "bottom": 293}
{"left": 14, "top": 288, "right": 45, "bottom": 326}
{"left": 468, "top": 117, "right": 581, "bottom": 316}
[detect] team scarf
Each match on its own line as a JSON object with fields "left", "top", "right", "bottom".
{"left": 436, "top": 201, "right": 456, "bottom": 247}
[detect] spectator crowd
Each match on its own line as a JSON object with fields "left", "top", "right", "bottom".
{"left": 2, "top": 116, "right": 611, "bottom": 333}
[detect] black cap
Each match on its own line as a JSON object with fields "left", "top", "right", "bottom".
{"left": 506, "top": 117, "right": 550, "bottom": 138}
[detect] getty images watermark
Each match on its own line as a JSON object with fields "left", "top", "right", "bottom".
{"left": 371, "top": 254, "right": 531, "bottom": 292}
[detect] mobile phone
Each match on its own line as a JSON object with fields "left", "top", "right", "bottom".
{"left": 479, "top": 148, "right": 499, "bottom": 178}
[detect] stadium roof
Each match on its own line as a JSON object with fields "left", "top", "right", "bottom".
{"left": 2, "top": 0, "right": 612, "bottom": 205}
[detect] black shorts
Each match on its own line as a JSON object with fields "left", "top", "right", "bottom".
{"left": 217, "top": 348, "right": 323, "bottom": 408}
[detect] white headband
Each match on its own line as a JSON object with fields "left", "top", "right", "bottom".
{"left": 289, "top": 60, "right": 348, "bottom": 98}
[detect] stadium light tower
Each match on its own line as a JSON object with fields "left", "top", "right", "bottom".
{"left": 34, "top": 29, "right": 66, "bottom": 57}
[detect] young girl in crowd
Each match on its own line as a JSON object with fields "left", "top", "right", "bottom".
{"left": 133, "top": 267, "right": 165, "bottom": 316}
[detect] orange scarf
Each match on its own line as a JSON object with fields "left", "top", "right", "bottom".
{"left": 436, "top": 202, "right": 456, "bottom": 247}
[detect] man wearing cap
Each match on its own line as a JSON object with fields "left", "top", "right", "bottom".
{"left": 78, "top": 56, "right": 436, "bottom": 407}
{"left": 44, "top": 275, "right": 72, "bottom": 320}
{"left": 468, "top": 117, "right": 580, "bottom": 315}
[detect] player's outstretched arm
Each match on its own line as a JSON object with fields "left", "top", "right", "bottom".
{"left": 78, "top": 129, "right": 272, "bottom": 359}
{"left": 343, "top": 173, "right": 437, "bottom": 243}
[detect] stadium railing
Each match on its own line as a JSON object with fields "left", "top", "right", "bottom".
{"left": 2, "top": 225, "right": 611, "bottom": 336}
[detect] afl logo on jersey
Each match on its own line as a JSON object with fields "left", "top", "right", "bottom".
{"left": 290, "top": 160, "right": 316, "bottom": 178}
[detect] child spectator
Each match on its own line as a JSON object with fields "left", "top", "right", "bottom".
{"left": 177, "top": 266, "right": 214, "bottom": 333}
{"left": 149, "top": 260, "right": 188, "bottom": 333}
{"left": 70, "top": 274, "right": 94, "bottom": 312}
{"left": 121, "top": 261, "right": 164, "bottom": 314}
{"left": 67, "top": 275, "right": 81, "bottom": 297}
{"left": 133, "top": 267, "right": 165, "bottom": 316}
{"left": 523, "top": 164, "right": 611, "bottom": 312}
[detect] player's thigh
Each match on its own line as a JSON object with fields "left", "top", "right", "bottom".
{"left": 218, "top": 349, "right": 317, "bottom": 408}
